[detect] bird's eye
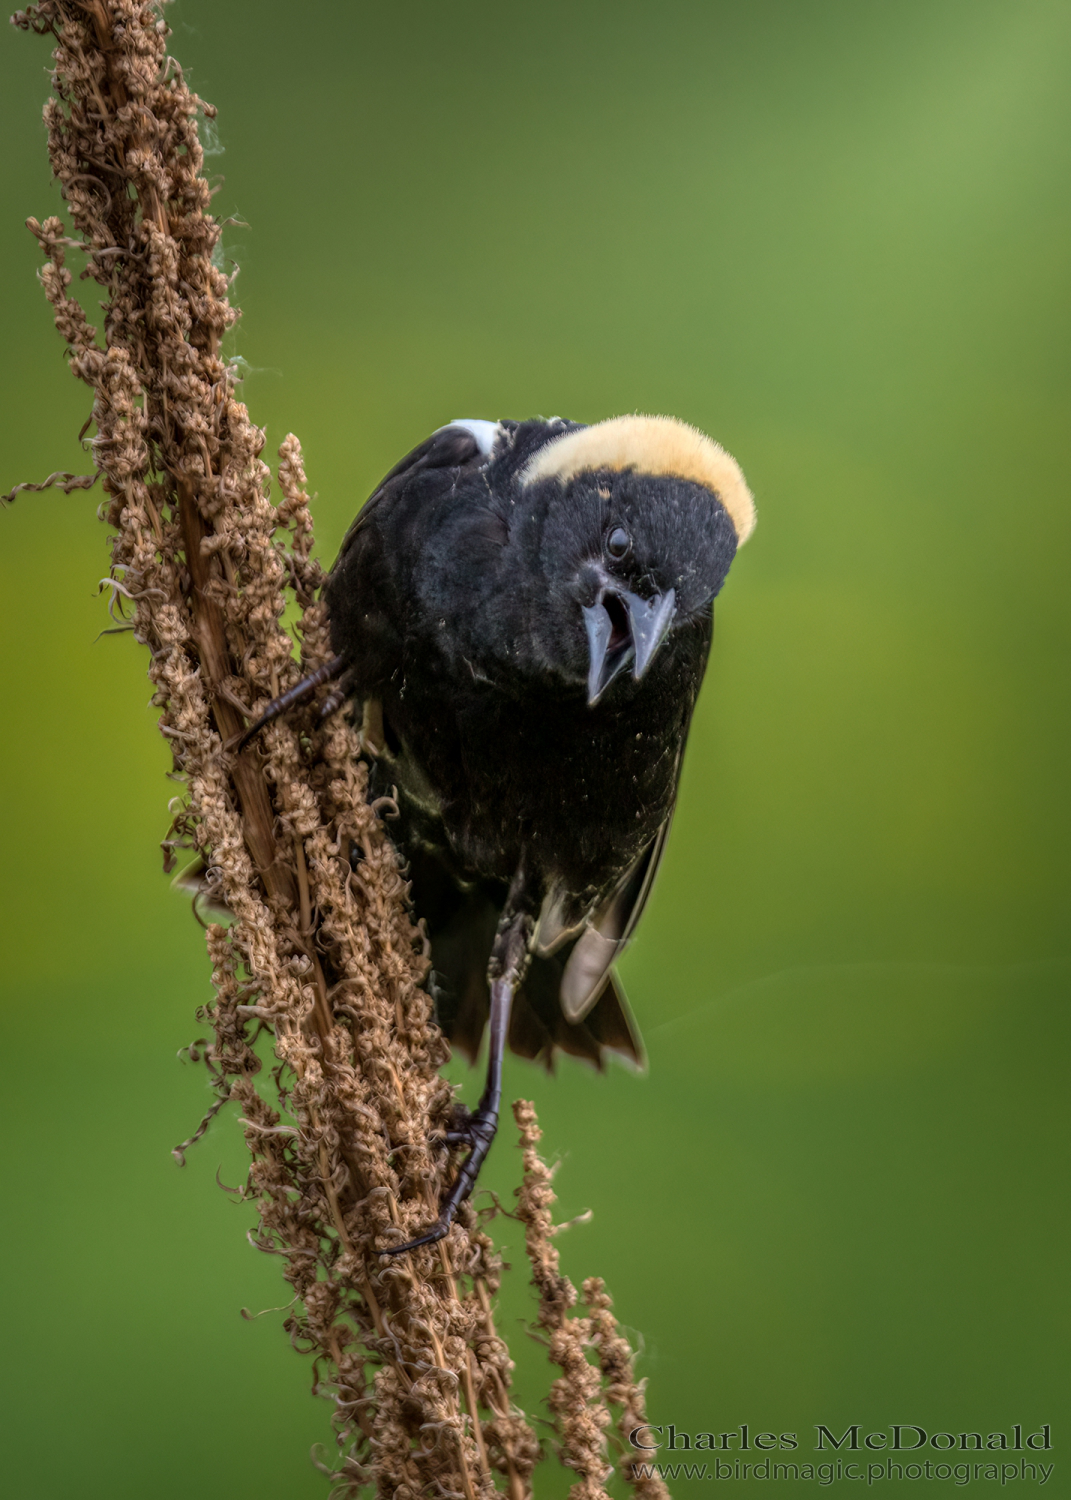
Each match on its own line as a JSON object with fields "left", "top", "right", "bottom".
{"left": 606, "top": 526, "right": 631, "bottom": 561}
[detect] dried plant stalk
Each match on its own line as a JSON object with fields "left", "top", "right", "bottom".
{"left": 11, "top": 2, "right": 667, "bottom": 1494}
{"left": 513, "top": 1104, "right": 670, "bottom": 1500}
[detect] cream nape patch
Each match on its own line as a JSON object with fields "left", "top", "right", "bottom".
{"left": 519, "top": 414, "right": 755, "bottom": 545}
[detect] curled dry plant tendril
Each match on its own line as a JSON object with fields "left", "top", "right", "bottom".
{"left": 11, "top": 2, "right": 668, "bottom": 1494}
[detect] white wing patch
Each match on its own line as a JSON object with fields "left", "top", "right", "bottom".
{"left": 560, "top": 926, "right": 623, "bottom": 1023}
{"left": 440, "top": 418, "right": 501, "bottom": 457}
{"left": 533, "top": 883, "right": 587, "bottom": 958}
{"left": 556, "top": 818, "right": 674, "bottom": 1024}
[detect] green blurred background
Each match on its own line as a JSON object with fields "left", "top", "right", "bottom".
{"left": 1, "top": 1, "right": 1067, "bottom": 1494}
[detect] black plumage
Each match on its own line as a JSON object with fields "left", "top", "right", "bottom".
{"left": 247, "top": 414, "right": 754, "bottom": 1251}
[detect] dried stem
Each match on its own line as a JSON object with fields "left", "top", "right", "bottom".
{"left": 513, "top": 1102, "right": 669, "bottom": 1500}
{"left": 12, "top": 2, "right": 665, "bottom": 1493}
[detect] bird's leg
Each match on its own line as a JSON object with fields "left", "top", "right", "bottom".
{"left": 233, "top": 654, "right": 346, "bottom": 752}
{"left": 380, "top": 906, "right": 531, "bottom": 1255}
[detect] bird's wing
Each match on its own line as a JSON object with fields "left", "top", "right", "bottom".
{"left": 333, "top": 421, "right": 501, "bottom": 568}
{"left": 558, "top": 815, "right": 674, "bottom": 1024}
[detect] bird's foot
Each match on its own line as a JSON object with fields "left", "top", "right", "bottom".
{"left": 379, "top": 1104, "right": 499, "bottom": 1256}
{"left": 436, "top": 1100, "right": 492, "bottom": 1148}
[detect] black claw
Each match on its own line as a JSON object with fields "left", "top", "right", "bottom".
{"left": 379, "top": 1106, "right": 500, "bottom": 1256}
{"left": 379, "top": 1220, "right": 452, "bottom": 1256}
{"left": 318, "top": 685, "right": 347, "bottom": 721}
{"left": 431, "top": 1103, "right": 476, "bottom": 1149}
{"left": 377, "top": 921, "right": 526, "bottom": 1257}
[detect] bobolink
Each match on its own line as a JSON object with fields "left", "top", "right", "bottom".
{"left": 246, "top": 414, "right": 754, "bottom": 1251}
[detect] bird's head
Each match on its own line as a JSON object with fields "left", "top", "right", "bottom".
{"left": 517, "top": 415, "right": 755, "bottom": 703}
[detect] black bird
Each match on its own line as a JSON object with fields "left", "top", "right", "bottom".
{"left": 245, "top": 415, "right": 754, "bottom": 1252}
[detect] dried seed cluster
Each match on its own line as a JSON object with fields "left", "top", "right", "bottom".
{"left": 513, "top": 1103, "right": 670, "bottom": 1500}
{"left": 12, "top": 1, "right": 666, "bottom": 1494}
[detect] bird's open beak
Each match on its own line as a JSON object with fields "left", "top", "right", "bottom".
{"left": 582, "top": 587, "right": 676, "bottom": 706}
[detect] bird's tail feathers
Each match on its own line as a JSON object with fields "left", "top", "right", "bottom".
{"left": 434, "top": 922, "right": 644, "bottom": 1073}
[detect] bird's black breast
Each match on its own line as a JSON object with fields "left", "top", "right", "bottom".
{"left": 325, "top": 419, "right": 710, "bottom": 901}
{"left": 398, "top": 639, "right": 703, "bottom": 891}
